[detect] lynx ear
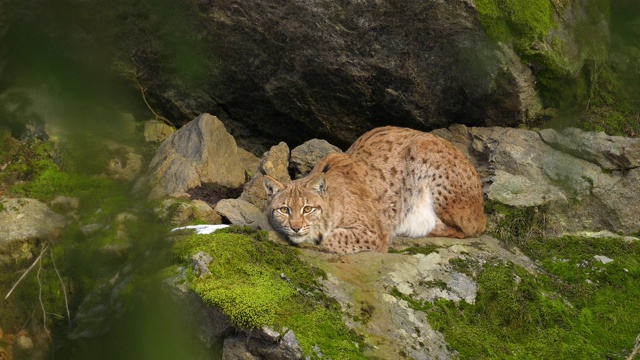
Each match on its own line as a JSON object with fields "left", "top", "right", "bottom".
{"left": 306, "top": 174, "right": 327, "bottom": 196}
{"left": 264, "top": 175, "right": 285, "bottom": 200}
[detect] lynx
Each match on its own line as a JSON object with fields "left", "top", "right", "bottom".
{"left": 264, "top": 126, "right": 486, "bottom": 255}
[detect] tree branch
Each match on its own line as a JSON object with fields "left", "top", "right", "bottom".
{"left": 135, "top": 78, "right": 174, "bottom": 127}
{"left": 5, "top": 243, "right": 49, "bottom": 300}
{"left": 49, "top": 244, "right": 71, "bottom": 326}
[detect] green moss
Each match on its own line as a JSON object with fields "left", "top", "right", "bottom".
{"left": 485, "top": 201, "right": 547, "bottom": 245}
{"left": 353, "top": 301, "right": 375, "bottom": 325}
{"left": 1, "top": 136, "right": 126, "bottom": 217}
{"left": 448, "top": 257, "right": 480, "bottom": 278}
{"left": 422, "top": 236, "right": 640, "bottom": 359}
{"left": 390, "top": 244, "right": 441, "bottom": 256}
{"left": 475, "top": 0, "right": 555, "bottom": 46}
{"left": 12, "top": 166, "right": 119, "bottom": 203}
{"left": 580, "top": 65, "right": 640, "bottom": 137}
{"left": 390, "top": 288, "right": 433, "bottom": 312}
{"left": 475, "top": 0, "right": 640, "bottom": 137}
{"left": 172, "top": 227, "right": 366, "bottom": 359}
{"left": 0, "top": 246, "right": 70, "bottom": 334}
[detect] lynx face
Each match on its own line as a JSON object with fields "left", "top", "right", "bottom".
{"left": 264, "top": 175, "right": 328, "bottom": 245}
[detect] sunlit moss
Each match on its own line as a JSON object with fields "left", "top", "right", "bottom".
{"left": 475, "top": 0, "right": 555, "bottom": 46}
{"left": 172, "top": 227, "right": 366, "bottom": 359}
{"left": 423, "top": 236, "right": 640, "bottom": 359}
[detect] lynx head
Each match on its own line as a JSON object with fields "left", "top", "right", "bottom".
{"left": 264, "top": 174, "right": 328, "bottom": 244}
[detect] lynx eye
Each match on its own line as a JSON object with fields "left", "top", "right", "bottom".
{"left": 278, "top": 207, "right": 290, "bottom": 215}
{"left": 302, "top": 206, "right": 314, "bottom": 214}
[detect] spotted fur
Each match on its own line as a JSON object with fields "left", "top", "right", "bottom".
{"left": 265, "top": 126, "right": 486, "bottom": 255}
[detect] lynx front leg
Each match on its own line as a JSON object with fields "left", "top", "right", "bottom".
{"left": 320, "top": 226, "right": 389, "bottom": 255}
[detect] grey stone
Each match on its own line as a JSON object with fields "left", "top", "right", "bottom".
{"left": 290, "top": 138, "right": 342, "bottom": 178}
{"left": 280, "top": 331, "right": 302, "bottom": 355}
{"left": 239, "top": 142, "right": 291, "bottom": 211}
{"left": 237, "top": 147, "right": 261, "bottom": 179}
{"left": 0, "top": 198, "right": 67, "bottom": 266}
{"left": 486, "top": 170, "right": 566, "bottom": 207}
{"left": 191, "top": 251, "right": 214, "bottom": 278}
{"left": 70, "top": 271, "right": 134, "bottom": 339}
{"left": 155, "top": 198, "right": 223, "bottom": 226}
{"left": 444, "top": 126, "right": 640, "bottom": 236}
{"left": 594, "top": 255, "right": 613, "bottom": 264}
{"left": 191, "top": 200, "right": 223, "bottom": 224}
{"left": 260, "top": 326, "right": 281, "bottom": 342}
{"left": 104, "top": 141, "right": 144, "bottom": 181}
{"left": 80, "top": 223, "right": 103, "bottom": 237}
{"left": 215, "top": 199, "right": 272, "bottom": 231}
{"left": 221, "top": 329, "right": 303, "bottom": 360}
{"left": 49, "top": 196, "right": 80, "bottom": 213}
{"left": 222, "top": 337, "right": 258, "bottom": 360}
{"left": 540, "top": 127, "right": 640, "bottom": 170}
{"left": 143, "top": 119, "right": 175, "bottom": 143}
{"left": 258, "top": 142, "right": 291, "bottom": 184}
{"left": 136, "top": 114, "right": 247, "bottom": 199}
{"left": 162, "top": 267, "right": 233, "bottom": 348}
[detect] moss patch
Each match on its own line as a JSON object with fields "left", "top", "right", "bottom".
{"left": 172, "top": 227, "right": 366, "bottom": 359}
{"left": 1, "top": 136, "right": 126, "bottom": 219}
{"left": 423, "top": 236, "right": 640, "bottom": 359}
{"left": 389, "top": 244, "right": 440, "bottom": 256}
{"left": 485, "top": 201, "right": 547, "bottom": 246}
{"left": 475, "top": 0, "right": 556, "bottom": 47}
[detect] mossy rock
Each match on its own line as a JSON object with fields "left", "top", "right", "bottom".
{"left": 424, "top": 235, "right": 640, "bottom": 359}
{"left": 171, "top": 227, "right": 367, "bottom": 359}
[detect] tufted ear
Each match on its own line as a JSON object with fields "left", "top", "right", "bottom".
{"left": 263, "top": 175, "right": 285, "bottom": 200}
{"left": 306, "top": 174, "right": 327, "bottom": 196}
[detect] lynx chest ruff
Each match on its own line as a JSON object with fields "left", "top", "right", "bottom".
{"left": 264, "top": 126, "right": 486, "bottom": 255}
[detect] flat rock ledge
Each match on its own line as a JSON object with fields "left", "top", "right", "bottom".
{"left": 301, "top": 235, "right": 539, "bottom": 360}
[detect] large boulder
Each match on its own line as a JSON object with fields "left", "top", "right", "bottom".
{"left": 162, "top": 0, "right": 542, "bottom": 147}
{"left": 45, "top": 0, "right": 553, "bottom": 149}
{"left": 10, "top": 1, "right": 619, "bottom": 149}
{"left": 437, "top": 125, "right": 640, "bottom": 236}
{"left": 135, "top": 114, "right": 247, "bottom": 200}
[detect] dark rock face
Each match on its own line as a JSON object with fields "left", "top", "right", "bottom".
{"left": 47, "top": 0, "right": 538, "bottom": 149}
{"left": 198, "top": 0, "right": 541, "bottom": 147}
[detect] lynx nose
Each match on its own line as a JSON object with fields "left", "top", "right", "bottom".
{"left": 290, "top": 220, "right": 303, "bottom": 233}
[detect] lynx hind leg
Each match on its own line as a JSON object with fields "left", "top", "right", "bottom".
{"left": 321, "top": 227, "right": 389, "bottom": 255}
